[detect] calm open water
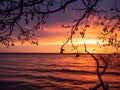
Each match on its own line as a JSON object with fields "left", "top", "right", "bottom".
{"left": 0, "top": 53, "right": 119, "bottom": 90}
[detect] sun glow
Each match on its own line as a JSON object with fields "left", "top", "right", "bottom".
{"left": 0, "top": 22, "right": 119, "bottom": 53}
{"left": 83, "top": 39, "right": 104, "bottom": 44}
{"left": 69, "top": 38, "right": 104, "bottom": 45}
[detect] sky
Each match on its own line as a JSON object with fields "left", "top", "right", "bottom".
{"left": 0, "top": 0, "right": 120, "bottom": 53}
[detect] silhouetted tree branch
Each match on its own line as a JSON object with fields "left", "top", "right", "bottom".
{"left": 0, "top": 0, "right": 119, "bottom": 89}
{"left": 60, "top": 0, "right": 120, "bottom": 53}
{"left": 0, "top": 0, "right": 120, "bottom": 49}
{"left": 61, "top": 0, "right": 100, "bottom": 54}
{"left": 84, "top": 42, "right": 108, "bottom": 90}
{"left": 0, "top": 0, "right": 76, "bottom": 47}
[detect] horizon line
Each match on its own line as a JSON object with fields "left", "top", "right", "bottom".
{"left": 0, "top": 52, "right": 119, "bottom": 54}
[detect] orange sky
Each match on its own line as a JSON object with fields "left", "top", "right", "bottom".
{"left": 0, "top": 0, "right": 120, "bottom": 53}
{"left": 0, "top": 24, "right": 119, "bottom": 53}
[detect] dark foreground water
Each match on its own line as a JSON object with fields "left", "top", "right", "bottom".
{"left": 0, "top": 53, "right": 119, "bottom": 90}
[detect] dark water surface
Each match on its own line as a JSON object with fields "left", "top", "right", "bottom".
{"left": 0, "top": 53, "right": 119, "bottom": 90}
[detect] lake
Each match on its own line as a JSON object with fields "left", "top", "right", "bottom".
{"left": 0, "top": 53, "right": 119, "bottom": 90}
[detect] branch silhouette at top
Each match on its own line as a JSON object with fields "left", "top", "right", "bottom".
{"left": 0, "top": 0, "right": 119, "bottom": 50}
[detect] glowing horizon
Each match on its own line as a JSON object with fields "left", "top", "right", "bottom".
{"left": 0, "top": 34, "right": 119, "bottom": 54}
{"left": 0, "top": 24, "right": 120, "bottom": 53}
